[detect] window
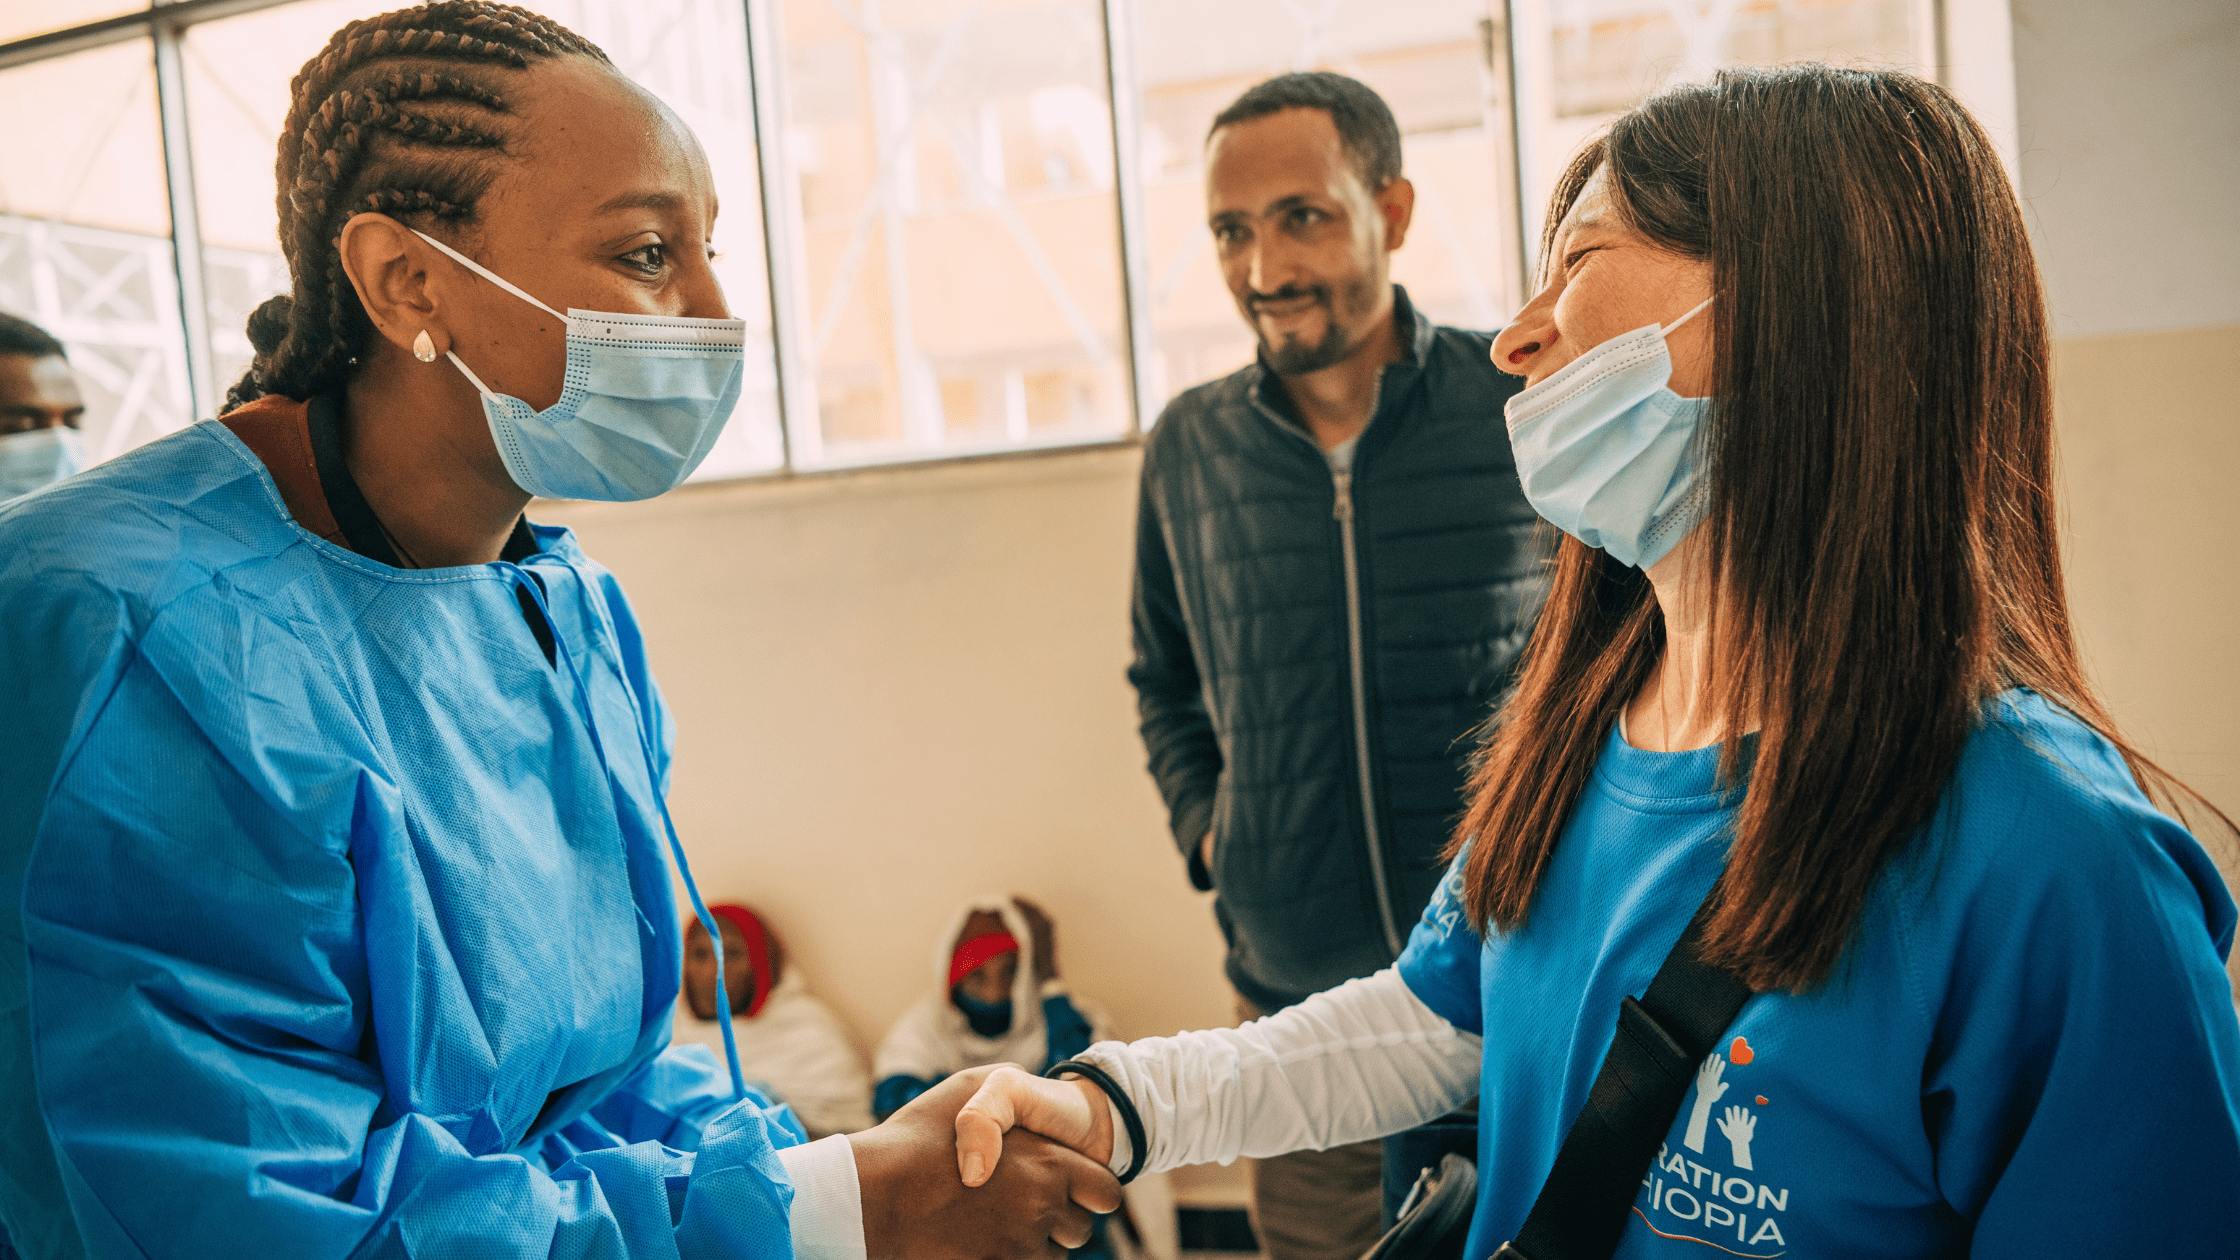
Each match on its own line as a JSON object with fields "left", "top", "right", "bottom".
{"left": 0, "top": 0, "right": 1977, "bottom": 487}
{"left": 0, "top": 1, "right": 147, "bottom": 46}
{"left": 767, "top": 0, "right": 1134, "bottom": 467}
{"left": 1510, "top": 0, "right": 1938, "bottom": 244}
{"left": 0, "top": 36, "right": 193, "bottom": 463}
{"left": 182, "top": 0, "right": 391, "bottom": 417}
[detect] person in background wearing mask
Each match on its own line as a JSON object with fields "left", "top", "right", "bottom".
{"left": 674, "top": 902, "right": 876, "bottom": 1139}
{"left": 0, "top": 5, "right": 1115, "bottom": 1257}
{"left": 876, "top": 898, "right": 1143, "bottom": 1260}
{"left": 1125, "top": 71, "right": 1544, "bottom": 1259}
{"left": 957, "top": 63, "right": 2240, "bottom": 1259}
{"left": 872, "top": 896, "right": 1101, "bottom": 1121}
{"left": 0, "top": 313, "right": 85, "bottom": 500}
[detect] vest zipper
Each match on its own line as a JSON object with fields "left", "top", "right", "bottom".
{"left": 1332, "top": 469, "right": 1405, "bottom": 957}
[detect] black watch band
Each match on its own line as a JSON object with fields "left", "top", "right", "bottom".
{"left": 1043, "top": 1058, "right": 1147, "bottom": 1185}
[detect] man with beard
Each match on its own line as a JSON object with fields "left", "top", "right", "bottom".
{"left": 1126, "top": 72, "right": 1546, "bottom": 1260}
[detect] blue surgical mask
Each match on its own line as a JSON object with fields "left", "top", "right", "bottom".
{"left": 1503, "top": 297, "right": 1715, "bottom": 570}
{"left": 413, "top": 230, "right": 746, "bottom": 502}
{"left": 0, "top": 426, "right": 85, "bottom": 499}
{"left": 952, "top": 988, "right": 1014, "bottom": 1038}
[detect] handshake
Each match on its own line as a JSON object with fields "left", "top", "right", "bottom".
{"left": 850, "top": 1063, "right": 1122, "bottom": 1260}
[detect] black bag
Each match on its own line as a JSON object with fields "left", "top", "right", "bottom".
{"left": 1364, "top": 895, "right": 1752, "bottom": 1260}
{"left": 1361, "top": 1152, "right": 1478, "bottom": 1260}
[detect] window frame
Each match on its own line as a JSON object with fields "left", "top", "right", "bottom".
{"left": 0, "top": 0, "right": 2007, "bottom": 486}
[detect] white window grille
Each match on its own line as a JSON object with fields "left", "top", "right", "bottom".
{"left": 0, "top": 0, "right": 1994, "bottom": 485}
{"left": 0, "top": 214, "right": 195, "bottom": 460}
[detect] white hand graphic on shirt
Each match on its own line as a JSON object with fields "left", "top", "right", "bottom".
{"left": 1717, "top": 1104, "right": 1757, "bottom": 1170}
{"left": 1683, "top": 1055, "right": 1728, "bottom": 1153}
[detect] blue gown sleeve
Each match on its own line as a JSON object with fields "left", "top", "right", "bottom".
{"left": 20, "top": 645, "right": 795, "bottom": 1260}
{"left": 1921, "top": 794, "right": 2240, "bottom": 1254}
{"left": 1040, "top": 993, "right": 1095, "bottom": 1067}
{"left": 566, "top": 1046, "right": 809, "bottom": 1158}
{"left": 1394, "top": 853, "right": 1483, "bottom": 1035}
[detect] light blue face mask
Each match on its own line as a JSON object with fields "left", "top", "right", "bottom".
{"left": 0, "top": 425, "right": 86, "bottom": 499}
{"left": 413, "top": 230, "right": 746, "bottom": 502}
{"left": 1503, "top": 296, "right": 1715, "bottom": 570}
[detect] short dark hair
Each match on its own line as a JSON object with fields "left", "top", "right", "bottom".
{"left": 0, "top": 311, "right": 65, "bottom": 359}
{"left": 1209, "top": 71, "right": 1403, "bottom": 191}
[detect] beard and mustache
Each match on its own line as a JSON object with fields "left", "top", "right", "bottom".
{"left": 1246, "top": 274, "right": 1383, "bottom": 376}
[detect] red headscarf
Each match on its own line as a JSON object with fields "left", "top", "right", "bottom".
{"left": 707, "top": 903, "right": 775, "bottom": 1019}
{"left": 948, "top": 931, "right": 1020, "bottom": 988}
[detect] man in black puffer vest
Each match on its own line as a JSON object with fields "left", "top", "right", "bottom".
{"left": 1128, "top": 73, "right": 1548, "bottom": 1260}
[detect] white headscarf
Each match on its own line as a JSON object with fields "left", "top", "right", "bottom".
{"left": 871, "top": 894, "right": 1052, "bottom": 1083}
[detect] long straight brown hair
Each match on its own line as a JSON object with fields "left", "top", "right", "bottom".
{"left": 1453, "top": 64, "right": 2231, "bottom": 993}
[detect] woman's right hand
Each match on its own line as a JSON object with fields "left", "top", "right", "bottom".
{"left": 954, "top": 1064, "right": 1116, "bottom": 1188}
{"left": 854, "top": 1065, "right": 1118, "bottom": 1260}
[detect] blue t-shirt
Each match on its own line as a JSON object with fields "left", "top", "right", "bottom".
{"left": 1397, "top": 691, "right": 2240, "bottom": 1258}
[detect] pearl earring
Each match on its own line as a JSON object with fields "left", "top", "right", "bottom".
{"left": 413, "top": 330, "right": 437, "bottom": 363}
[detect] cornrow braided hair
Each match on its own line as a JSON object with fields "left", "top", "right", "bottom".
{"left": 227, "top": 2, "right": 607, "bottom": 410}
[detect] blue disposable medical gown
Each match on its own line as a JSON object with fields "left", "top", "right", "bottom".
{"left": 0, "top": 421, "right": 801, "bottom": 1259}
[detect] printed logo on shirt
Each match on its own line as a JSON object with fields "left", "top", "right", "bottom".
{"left": 1424, "top": 860, "right": 1468, "bottom": 939}
{"left": 1634, "top": 1040, "right": 1789, "bottom": 1256}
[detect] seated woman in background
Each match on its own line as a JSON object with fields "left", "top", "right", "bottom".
{"left": 953, "top": 63, "right": 2240, "bottom": 1258}
{"left": 673, "top": 903, "right": 875, "bottom": 1139}
{"left": 875, "top": 896, "right": 1103, "bottom": 1121}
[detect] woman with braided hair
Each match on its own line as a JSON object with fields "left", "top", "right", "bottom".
{"left": 0, "top": 5, "right": 1114, "bottom": 1258}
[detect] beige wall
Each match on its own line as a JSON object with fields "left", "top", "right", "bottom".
{"left": 540, "top": 449, "right": 1234, "bottom": 1054}
{"left": 2053, "top": 323, "right": 2240, "bottom": 825}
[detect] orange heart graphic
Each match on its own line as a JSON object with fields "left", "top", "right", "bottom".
{"left": 1755, "top": 1095, "right": 1769, "bottom": 1105}
{"left": 1729, "top": 1035, "right": 1755, "bottom": 1066}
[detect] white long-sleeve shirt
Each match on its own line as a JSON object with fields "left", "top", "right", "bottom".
{"left": 1077, "top": 967, "right": 1479, "bottom": 1174}
{"left": 781, "top": 968, "right": 1473, "bottom": 1260}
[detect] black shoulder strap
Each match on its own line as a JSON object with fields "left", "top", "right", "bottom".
{"left": 307, "top": 390, "right": 542, "bottom": 567}
{"left": 306, "top": 391, "right": 555, "bottom": 664}
{"left": 1497, "top": 897, "right": 1753, "bottom": 1260}
{"left": 305, "top": 391, "right": 402, "bottom": 567}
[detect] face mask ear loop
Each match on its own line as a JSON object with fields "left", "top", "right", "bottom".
{"left": 410, "top": 228, "right": 571, "bottom": 323}
{"left": 508, "top": 567, "right": 748, "bottom": 1101}
{"left": 410, "top": 229, "right": 569, "bottom": 409}
{"left": 1663, "top": 294, "right": 1715, "bottom": 335}
{"left": 443, "top": 350, "right": 499, "bottom": 400}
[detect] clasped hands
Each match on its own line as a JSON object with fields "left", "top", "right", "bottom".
{"left": 851, "top": 1064, "right": 1117, "bottom": 1260}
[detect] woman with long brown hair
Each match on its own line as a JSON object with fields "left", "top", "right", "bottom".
{"left": 954, "top": 63, "right": 2240, "bottom": 1257}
